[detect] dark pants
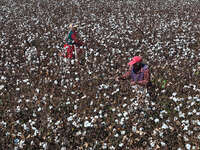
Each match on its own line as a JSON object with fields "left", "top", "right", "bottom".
{"left": 147, "top": 82, "right": 157, "bottom": 101}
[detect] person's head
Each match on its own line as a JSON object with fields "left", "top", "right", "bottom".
{"left": 128, "top": 56, "right": 143, "bottom": 70}
{"left": 133, "top": 62, "right": 142, "bottom": 71}
{"left": 69, "top": 23, "right": 78, "bottom": 31}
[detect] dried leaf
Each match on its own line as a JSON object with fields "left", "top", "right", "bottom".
{"left": 84, "top": 142, "right": 88, "bottom": 148}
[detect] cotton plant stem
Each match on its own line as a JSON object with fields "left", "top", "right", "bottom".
{"left": 74, "top": 46, "right": 78, "bottom": 60}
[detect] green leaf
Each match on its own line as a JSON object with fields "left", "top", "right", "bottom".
{"left": 161, "top": 80, "right": 167, "bottom": 88}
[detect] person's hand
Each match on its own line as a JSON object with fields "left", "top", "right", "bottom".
{"left": 81, "top": 42, "right": 85, "bottom": 46}
{"left": 78, "top": 41, "right": 84, "bottom": 46}
{"left": 58, "top": 52, "right": 63, "bottom": 56}
{"left": 130, "top": 81, "right": 137, "bottom": 85}
{"left": 115, "top": 76, "right": 119, "bottom": 81}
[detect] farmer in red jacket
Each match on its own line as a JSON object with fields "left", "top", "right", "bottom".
{"left": 60, "top": 23, "right": 84, "bottom": 59}
{"left": 115, "top": 56, "right": 150, "bottom": 87}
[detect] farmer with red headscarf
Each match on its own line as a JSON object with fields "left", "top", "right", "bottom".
{"left": 115, "top": 56, "right": 150, "bottom": 87}
{"left": 60, "top": 23, "right": 84, "bottom": 59}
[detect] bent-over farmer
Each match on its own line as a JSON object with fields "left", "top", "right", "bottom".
{"left": 115, "top": 56, "right": 150, "bottom": 87}
{"left": 60, "top": 23, "right": 84, "bottom": 59}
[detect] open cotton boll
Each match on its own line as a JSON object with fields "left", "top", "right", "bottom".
{"left": 120, "top": 118, "right": 125, "bottom": 125}
{"left": 123, "top": 111, "right": 128, "bottom": 117}
{"left": 161, "top": 123, "right": 168, "bottom": 129}
{"left": 117, "top": 113, "right": 122, "bottom": 117}
{"left": 179, "top": 111, "right": 185, "bottom": 118}
{"left": 119, "top": 143, "right": 124, "bottom": 147}
{"left": 183, "top": 125, "right": 189, "bottom": 131}
{"left": 114, "top": 133, "right": 119, "bottom": 137}
{"left": 84, "top": 121, "right": 92, "bottom": 127}
{"left": 1, "top": 76, "right": 6, "bottom": 80}
{"left": 102, "top": 143, "right": 107, "bottom": 149}
{"left": 154, "top": 118, "right": 159, "bottom": 123}
{"left": 74, "top": 105, "right": 77, "bottom": 110}
{"left": 121, "top": 130, "right": 125, "bottom": 135}
{"left": 67, "top": 116, "right": 73, "bottom": 122}
{"left": 161, "top": 141, "right": 166, "bottom": 146}
{"left": 0, "top": 85, "right": 4, "bottom": 90}
{"left": 172, "top": 92, "right": 177, "bottom": 96}
{"left": 185, "top": 144, "right": 191, "bottom": 150}
{"left": 37, "top": 107, "right": 42, "bottom": 111}
{"left": 196, "top": 120, "right": 200, "bottom": 126}
{"left": 122, "top": 104, "right": 127, "bottom": 107}
{"left": 66, "top": 101, "right": 70, "bottom": 105}
{"left": 54, "top": 80, "right": 58, "bottom": 84}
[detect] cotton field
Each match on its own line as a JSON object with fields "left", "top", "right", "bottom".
{"left": 0, "top": 0, "right": 200, "bottom": 149}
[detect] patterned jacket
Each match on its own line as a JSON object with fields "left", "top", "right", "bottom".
{"left": 121, "top": 64, "right": 150, "bottom": 86}
{"left": 65, "top": 30, "right": 83, "bottom": 46}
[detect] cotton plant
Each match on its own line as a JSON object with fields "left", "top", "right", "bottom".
{"left": 1, "top": 0, "right": 200, "bottom": 149}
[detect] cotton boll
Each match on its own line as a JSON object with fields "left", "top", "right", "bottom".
{"left": 102, "top": 143, "right": 107, "bottom": 149}
{"left": 67, "top": 116, "right": 73, "bottom": 122}
{"left": 183, "top": 136, "right": 189, "bottom": 142}
{"left": 99, "top": 110, "right": 102, "bottom": 114}
{"left": 172, "top": 92, "right": 177, "bottom": 96}
{"left": 73, "top": 105, "right": 78, "bottom": 110}
{"left": 114, "top": 133, "right": 119, "bottom": 137}
{"left": 117, "top": 113, "right": 122, "bottom": 117}
{"left": 132, "top": 126, "right": 137, "bottom": 132}
{"left": 150, "top": 140, "right": 156, "bottom": 148}
{"left": 37, "top": 107, "right": 42, "bottom": 112}
{"left": 161, "top": 123, "right": 168, "bottom": 129}
{"left": 172, "top": 97, "right": 178, "bottom": 102}
{"left": 196, "top": 120, "right": 200, "bottom": 126}
{"left": 112, "top": 108, "right": 116, "bottom": 112}
{"left": 183, "top": 125, "right": 189, "bottom": 131}
{"left": 159, "top": 131, "right": 164, "bottom": 138}
{"left": 54, "top": 80, "right": 58, "bottom": 84}
{"left": 84, "top": 121, "right": 92, "bottom": 127}
{"left": 23, "top": 79, "right": 29, "bottom": 83}
{"left": 160, "top": 141, "right": 166, "bottom": 146}
{"left": 121, "top": 130, "right": 125, "bottom": 135}
{"left": 122, "top": 104, "right": 127, "bottom": 107}
{"left": 76, "top": 131, "right": 81, "bottom": 136}
{"left": 119, "top": 143, "right": 123, "bottom": 147}
{"left": 36, "top": 88, "right": 40, "bottom": 93}
{"left": 185, "top": 144, "right": 191, "bottom": 150}
{"left": 174, "top": 106, "right": 180, "bottom": 111}
{"left": 66, "top": 101, "right": 70, "bottom": 105}
{"left": 120, "top": 118, "right": 125, "bottom": 125}
{"left": 192, "top": 146, "right": 196, "bottom": 150}
{"left": 154, "top": 118, "right": 159, "bottom": 123}
{"left": 100, "top": 104, "right": 104, "bottom": 107}
{"left": 1, "top": 76, "right": 6, "bottom": 80}
{"left": 179, "top": 111, "right": 185, "bottom": 118}
{"left": 19, "top": 140, "right": 25, "bottom": 148}
{"left": 191, "top": 101, "right": 195, "bottom": 106}
{"left": 123, "top": 111, "right": 128, "bottom": 117}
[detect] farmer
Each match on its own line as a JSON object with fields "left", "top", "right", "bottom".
{"left": 60, "top": 23, "right": 84, "bottom": 59}
{"left": 115, "top": 56, "right": 150, "bottom": 87}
